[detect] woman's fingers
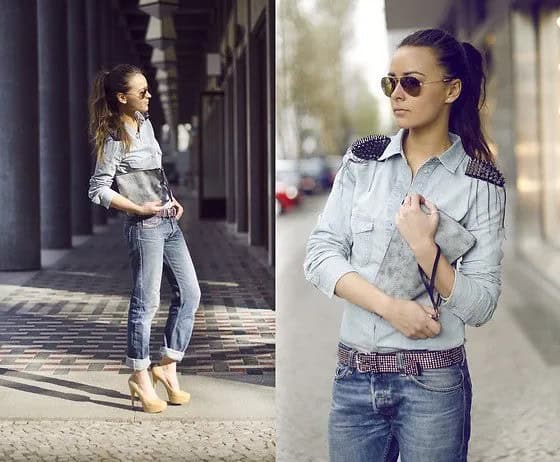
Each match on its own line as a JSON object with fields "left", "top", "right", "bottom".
{"left": 409, "top": 193, "right": 422, "bottom": 209}
{"left": 423, "top": 198, "right": 438, "bottom": 214}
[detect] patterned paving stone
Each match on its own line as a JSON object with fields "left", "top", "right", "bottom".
{"left": 0, "top": 207, "right": 275, "bottom": 382}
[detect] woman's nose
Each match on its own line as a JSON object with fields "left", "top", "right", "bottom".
{"left": 391, "top": 81, "right": 406, "bottom": 100}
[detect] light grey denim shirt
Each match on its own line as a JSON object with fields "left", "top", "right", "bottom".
{"left": 303, "top": 129, "right": 506, "bottom": 353}
{"left": 88, "top": 111, "right": 165, "bottom": 209}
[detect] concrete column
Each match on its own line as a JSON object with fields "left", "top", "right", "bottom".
{"left": 225, "top": 75, "right": 236, "bottom": 223}
{"left": 68, "top": 0, "right": 93, "bottom": 235}
{"left": 86, "top": 0, "right": 108, "bottom": 226}
{"left": 266, "top": 0, "right": 275, "bottom": 267}
{"left": 234, "top": 50, "right": 248, "bottom": 233}
{"left": 0, "top": 1, "right": 40, "bottom": 270}
{"left": 246, "top": 8, "right": 265, "bottom": 247}
{"left": 38, "top": 0, "right": 72, "bottom": 249}
{"left": 98, "top": 1, "right": 113, "bottom": 68}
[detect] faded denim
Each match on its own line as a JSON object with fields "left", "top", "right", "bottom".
{"left": 88, "top": 111, "right": 166, "bottom": 210}
{"left": 304, "top": 129, "right": 506, "bottom": 353}
{"left": 123, "top": 215, "right": 201, "bottom": 371}
{"left": 329, "top": 343, "right": 472, "bottom": 462}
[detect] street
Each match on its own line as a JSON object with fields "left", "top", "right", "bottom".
{"left": 277, "top": 193, "right": 560, "bottom": 462}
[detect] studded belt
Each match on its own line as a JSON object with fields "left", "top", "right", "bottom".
{"left": 337, "top": 343, "right": 465, "bottom": 376}
{"left": 155, "top": 206, "right": 177, "bottom": 218}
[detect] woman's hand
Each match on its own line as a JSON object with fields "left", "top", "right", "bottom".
{"left": 384, "top": 298, "right": 441, "bottom": 339}
{"left": 172, "top": 198, "right": 184, "bottom": 220}
{"left": 137, "top": 200, "right": 164, "bottom": 216}
{"left": 395, "top": 194, "right": 439, "bottom": 252}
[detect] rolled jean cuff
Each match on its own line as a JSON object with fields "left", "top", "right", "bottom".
{"left": 160, "top": 346, "right": 185, "bottom": 362}
{"left": 125, "top": 355, "right": 151, "bottom": 371}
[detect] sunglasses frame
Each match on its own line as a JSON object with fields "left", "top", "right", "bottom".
{"left": 381, "top": 75, "right": 453, "bottom": 97}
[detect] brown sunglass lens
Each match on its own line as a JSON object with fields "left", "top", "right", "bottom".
{"left": 400, "top": 76, "right": 422, "bottom": 96}
{"left": 381, "top": 77, "right": 395, "bottom": 97}
{"left": 381, "top": 76, "right": 422, "bottom": 97}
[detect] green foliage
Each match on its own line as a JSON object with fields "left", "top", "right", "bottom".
{"left": 278, "top": 0, "right": 380, "bottom": 156}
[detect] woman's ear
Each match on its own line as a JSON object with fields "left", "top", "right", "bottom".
{"left": 116, "top": 92, "right": 128, "bottom": 105}
{"left": 445, "top": 78, "right": 462, "bottom": 104}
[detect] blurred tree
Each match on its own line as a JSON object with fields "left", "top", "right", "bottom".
{"left": 277, "top": 0, "right": 379, "bottom": 157}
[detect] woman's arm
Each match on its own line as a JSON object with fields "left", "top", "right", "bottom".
{"left": 304, "top": 154, "right": 441, "bottom": 339}
{"left": 88, "top": 139, "right": 163, "bottom": 216}
{"left": 335, "top": 272, "right": 441, "bottom": 339}
{"left": 400, "top": 187, "right": 505, "bottom": 327}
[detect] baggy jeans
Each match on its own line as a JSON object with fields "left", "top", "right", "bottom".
{"left": 123, "top": 215, "right": 201, "bottom": 371}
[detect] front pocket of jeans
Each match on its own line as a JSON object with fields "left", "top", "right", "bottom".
{"left": 350, "top": 215, "right": 375, "bottom": 265}
{"left": 407, "top": 365, "right": 464, "bottom": 392}
{"left": 141, "top": 216, "right": 162, "bottom": 229}
{"left": 334, "top": 363, "right": 353, "bottom": 381}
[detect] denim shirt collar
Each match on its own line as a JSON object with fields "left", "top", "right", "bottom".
{"left": 379, "top": 129, "right": 466, "bottom": 173}
{"left": 134, "top": 111, "right": 149, "bottom": 125}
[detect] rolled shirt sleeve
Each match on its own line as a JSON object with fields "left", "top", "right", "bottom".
{"left": 88, "top": 139, "right": 121, "bottom": 209}
{"left": 303, "top": 151, "right": 358, "bottom": 298}
{"left": 441, "top": 182, "right": 506, "bottom": 327}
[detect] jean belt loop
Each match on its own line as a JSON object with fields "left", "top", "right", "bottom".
{"left": 396, "top": 351, "right": 405, "bottom": 374}
{"left": 347, "top": 348, "right": 356, "bottom": 369}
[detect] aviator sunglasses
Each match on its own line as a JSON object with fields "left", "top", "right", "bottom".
{"left": 381, "top": 75, "right": 452, "bottom": 97}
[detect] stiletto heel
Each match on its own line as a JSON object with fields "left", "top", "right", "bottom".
{"left": 151, "top": 365, "right": 191, "bottom": 405}
{"left": 128, "top": 382, "right": 136, "bottom": 409}
{"left": 128, "top": 376, "right": 167, "bottom": 413}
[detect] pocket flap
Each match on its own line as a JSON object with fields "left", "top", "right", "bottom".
{"left": 351, "top": 214, "right": 374, "bottom": 233}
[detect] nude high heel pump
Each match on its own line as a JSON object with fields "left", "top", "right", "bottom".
{"left": 151, "top": 365, "right": 191, "bottom": 405}
{"left": 128, "top": 377, "right": 167, "bottom": 413}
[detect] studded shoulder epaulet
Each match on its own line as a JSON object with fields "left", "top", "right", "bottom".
{"left": 465, "top": 157, "right": 505, "bottom": 187}
{"left": 350, "top": 135, "right": 391, "bottom": 161}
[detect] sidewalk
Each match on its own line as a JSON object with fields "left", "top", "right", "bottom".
{"left": 0, "top": 191, "right": 275, "bottom": 461}
{"left": 277, "top": 194, "right": 560, "bottom": 462}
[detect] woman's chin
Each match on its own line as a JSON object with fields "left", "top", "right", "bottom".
{"left": 395, "top": 120, "right": 413, "bottom": 129}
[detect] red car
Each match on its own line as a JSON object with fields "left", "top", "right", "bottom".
{"left": 276, "top": 180, "right": 301, "bottom": 215}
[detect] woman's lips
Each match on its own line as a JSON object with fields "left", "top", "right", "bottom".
{"left": 393, "top": 108, "right": 408, "bottom": 115}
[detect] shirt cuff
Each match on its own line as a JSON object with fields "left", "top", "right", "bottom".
{"left": 312, "top": 256, "right": 357, "bottom": 299}
{"left": 439, "top": 266, "right": 459, "bottom": 302}
{"left": 98, "top": 188, "right": 118, "bottom": 210}
{"left": 440, "top": 271, "right": 481, "bottom": 325}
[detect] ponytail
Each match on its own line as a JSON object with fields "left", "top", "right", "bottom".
{"left": 399, "top": 30, "right": 494, "bottom": 163}
{"left": 88, "top": 64, "right": 143, "bottom": 160}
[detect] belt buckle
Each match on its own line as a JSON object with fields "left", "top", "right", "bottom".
{"left": 354, "top": 353, "right": 366, "bottom": 373}
{"left": 355, "top": 352, "right": 377, "bottom": 373}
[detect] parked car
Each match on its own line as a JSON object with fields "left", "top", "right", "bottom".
{"left": 276, "top": 159, "right": 303, "bottom": 214}
{"left": 299, "top": 156, "right": 334, "bottom": 194}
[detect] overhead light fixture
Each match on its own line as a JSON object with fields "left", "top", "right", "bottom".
{"left": 156, "top": 67, "right": 178, "bottom": 83}
{"left": 151, "top": 46, "right": 177, "bottom": 69}
{"left": 145, "top": 16, "right": 176, "bottom": 49}
{"left": 158, "top": 81, "right": 178, "bottom": 94}
{"left": 138, "top": 0, "right": 179, "bottom": 19}
{"left": 206, "top": 53, "right": 221, "bottom": 76}
{"left": 160, "top": 92, "right": 178, "bottom": 103}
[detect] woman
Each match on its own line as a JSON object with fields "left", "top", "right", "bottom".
{"left": 304, "top": 29, "right": 506, "bottom": 461}
{"left": 88, "top": 64, "right": 201, "bottom": 413}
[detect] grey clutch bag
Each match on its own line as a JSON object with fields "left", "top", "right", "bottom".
{"left": 374, "top": 207, "right": 476, "bottom": 300}
{"left": 115, "top": 168, "right": 172, "bottom": 205}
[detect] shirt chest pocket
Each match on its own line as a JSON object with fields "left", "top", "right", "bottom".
{"left": 126, "top": 156, "right": 152, "bottom": 170}
{"left": 350, "top": 214, "right": 375, "bottom": 266}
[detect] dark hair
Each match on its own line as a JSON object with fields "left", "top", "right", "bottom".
{"left": 88, "top": 63, "right": 143, "bottom": 160}
{"left": 399, "top": 29, "right": 493, "bottom": 163}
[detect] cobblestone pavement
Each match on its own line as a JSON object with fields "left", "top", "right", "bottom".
{"left": 0, "top": 420, "right": 275, "bottom": 461}
{"left": 0, "top": 203, "right": 275, "bottom": 381}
